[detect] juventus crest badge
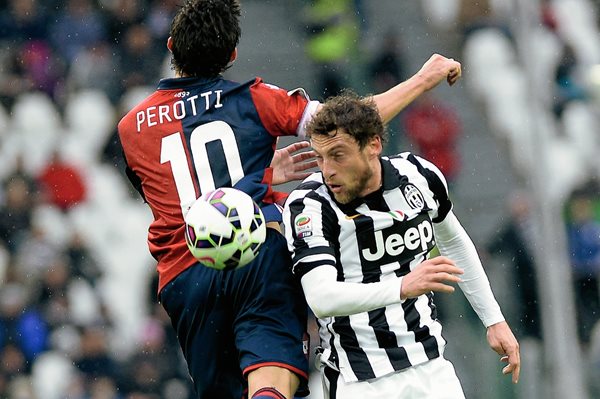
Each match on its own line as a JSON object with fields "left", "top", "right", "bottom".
{"left": 402, "top": 183, "right": 425, "bottom": 209}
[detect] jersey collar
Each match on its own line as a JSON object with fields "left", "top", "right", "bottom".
{"left": 381, "top": 157, "right": 408, "bottom": 190}
{"left": 157, "top": 76, "right": 221, "bottom": 90}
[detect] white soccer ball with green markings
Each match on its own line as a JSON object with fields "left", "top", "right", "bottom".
{"left": 184, "top": 187, "right": 266, "bottom": 270}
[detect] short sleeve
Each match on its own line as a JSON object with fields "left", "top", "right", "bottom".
{"left": 250, "top": 79, "right": 319, "bottom": 138}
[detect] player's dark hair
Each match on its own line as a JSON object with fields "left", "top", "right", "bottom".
{"left": 307, "top": 90, "right": 387, "bottom": 149}
{"left": 170, "top": 0, "right": 241, "bottom": 78}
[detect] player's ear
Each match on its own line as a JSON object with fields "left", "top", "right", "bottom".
{"left": 167, "top": 36, "right": 174, "bottom": 53}
{"left": 369, "top": 135, "right": 383, "bottom": 157}
{"left": 229, "top": 48, "right": 238, "bottom": 63}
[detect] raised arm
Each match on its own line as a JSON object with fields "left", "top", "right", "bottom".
{"left": 372, "top": 53, "right": 462, "bottom": 124}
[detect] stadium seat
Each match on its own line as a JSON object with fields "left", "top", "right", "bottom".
{"left": 68, "top": 279, "right": 102, "bottom": 326}
{"left": 31, "top": 351, "right": 76, "bottom": 399}
{"left": 462, "top": 28, "right": 517, "bottom": 99}
{"left": 63, "top": 89, "right": 116, "bottom": 164}
{"left": 528, "top": 27, "right": 563, "bottom": 87}
{"left": 420, "top": 0, "right": 460, "bottom": 30}
{"left": 10, "top": 91, "right": 62, "bottom": 174}
{"left": 561, "top": 101, "right": 599, "bottom": 168}
{"left": 483, "top": 66, "right": 528, "bottom": 145}
{"left": 31, "top": 204, "right": 72, "bottom": 248}
{"left": 552, "top": 0, "right": 600, "bottom": 65}
{"left": 546, "top": 135, "right": 589, "bottom": 203}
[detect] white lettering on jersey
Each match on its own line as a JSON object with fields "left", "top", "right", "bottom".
{"left": 136, "top": 90, "right": 224, "bottom": 132}
{"left": 361, "top": 219, "right": 434, "bottom": 261}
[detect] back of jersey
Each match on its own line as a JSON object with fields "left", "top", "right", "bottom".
{"left": 118, "top": 75, "right": 310, "bottom": 291}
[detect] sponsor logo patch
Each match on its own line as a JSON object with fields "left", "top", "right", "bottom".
{"left": 359, "top": 213, "right": 435, "bottom": 264}
{"left": 294, "top": 214, "right": 313, "bottom": 238}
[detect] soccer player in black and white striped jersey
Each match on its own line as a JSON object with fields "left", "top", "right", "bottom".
{"left": 283, "top": 92, "right": 520, "bottom": 398}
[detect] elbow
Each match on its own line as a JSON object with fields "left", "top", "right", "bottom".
{"left": 307, "top": 299, "right": 330, "bottom": 319}
{"left": 306, "top": 296, "right": 337, "bottom": 318}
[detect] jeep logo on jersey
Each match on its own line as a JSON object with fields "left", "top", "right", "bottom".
{"left": 403, "top": 183, "right": 425, "bottom": 209}
{"left": 359, "top": 213, "right": 435, "bottom": 264}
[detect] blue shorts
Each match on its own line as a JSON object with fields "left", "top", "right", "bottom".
{"left": 160, "top": 229, "right": 309, "bottom": 399}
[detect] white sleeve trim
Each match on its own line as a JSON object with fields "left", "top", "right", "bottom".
{"left": 434, "top": 211, "right": 505, "bottom": 327}
{"left": 296, "top": 100, "right": 321, "bottom": 139}
{"left": 287, "top": 87, "right": 310, "bottom": 99}
{"left": 300, "top": 265, "right": 403, "bottom": 318}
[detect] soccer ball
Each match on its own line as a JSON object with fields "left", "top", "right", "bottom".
{"left": 184, "top": 187, "right": 267, "bottom": 270}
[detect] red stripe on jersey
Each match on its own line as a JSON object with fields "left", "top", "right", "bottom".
{"left": 118, "top": 90, "right": 199, "bottom": 293}
{"left": 242, "top": 362, "right": 309, "bottom": 381}
{"left": 260, "top": 167, "right": 288, "bottom": 205}
{"left": 249, "top": 78, "right": 309, "bottom": 137}
{"left": 251, "top": 387, "right": 286, "bottom": 399}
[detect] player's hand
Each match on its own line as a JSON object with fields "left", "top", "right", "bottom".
{"left": 271, "top": 141, "right": 318, "bottom": 185}
{"left": 416, "top": 54, "right": 462, "bottom": 91}
{"left": 400, "top": 256, "right": 463, "bottom": 300}
{"left": 486, "top": 321, "right": 520, "bottom": 384}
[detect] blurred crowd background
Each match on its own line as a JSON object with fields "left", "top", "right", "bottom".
{"left": 1, "top": 0, "right": 600, "bottom": 398}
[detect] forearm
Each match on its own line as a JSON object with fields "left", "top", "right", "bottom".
{"left": 301, "top": 265, "right": 402, "bottom": 318}
{"left": 371, "top": 53, "right": 461, "bottom": 124}
{"left": 372, "top": 74, "right": 429, "bottom": 124}
{"left": 435, "top": 212, "right": 505, "bottom": 327}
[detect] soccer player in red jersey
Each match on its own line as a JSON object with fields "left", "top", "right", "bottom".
{"left": 118, "top": 1, "right": 461, "bottom": 398}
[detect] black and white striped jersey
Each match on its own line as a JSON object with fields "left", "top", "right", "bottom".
{"left": 284, "top": 152, "right": 453, "bottom": 383}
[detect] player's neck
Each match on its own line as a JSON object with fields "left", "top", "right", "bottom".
{"left": 360, "top": 160, "right": 383, "bottom": 197}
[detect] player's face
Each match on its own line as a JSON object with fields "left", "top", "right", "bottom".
{"left": 311, "top": 130, "right": 381, "bottom": 204}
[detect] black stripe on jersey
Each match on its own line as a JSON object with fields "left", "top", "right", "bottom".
{"left": 403, "top": 295, "right": 440, "bottom": 360}
{"left": 353, "top": 215, "right": 385, "bottom": 283}
{"left": 428, "top": 291, "right": 439, "bottom": 323}
{"left": 294, "top": 179, "right": 323, "bottom": 192}
{"left": 322, "top": 194, "right": 345, "bottom": 376}
{"left": 293, "top": 258, "right": 336, "bottom": 276}
{"left": 394, "top": 259, "right": 412, "bottom": 277}
{"left": 291, "top": 245, "right": 335, "bottom": 262}
{"left": 324, "top": 365, "right": 339, "bottom": 399}
{"left": 333, "top": 316, "right": 376, "bottom": 380}
{"left": 304, "top": 190, "right": 345, "bottom": 281}
{"left": 369, "top": 309, "right": 412, "bottom": 371}
{"left": 406, "top": 153, "right": 452, "bottom": 223}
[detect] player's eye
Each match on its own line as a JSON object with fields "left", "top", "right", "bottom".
{"left": 332, "top": 152, "right": 345, "bottom": 161}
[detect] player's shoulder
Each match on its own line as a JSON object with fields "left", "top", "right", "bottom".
{"left": 117, "top": 90, "right": 162, "bottom": 132}
{"left": 251, "top": 78, "right": 311, "bottom": 100}
{"left": 385, "top": 152, "right": 450, "bottom": 197}
{"left": 285, "top": 173, "right": 328, "bottom": 206}
{"left": 386, "top": 151, "right": 445, "bottom": 177}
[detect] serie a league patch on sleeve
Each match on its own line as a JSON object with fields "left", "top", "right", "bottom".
{"left": 294, "top": 214, "right": 313, "bottom": 238}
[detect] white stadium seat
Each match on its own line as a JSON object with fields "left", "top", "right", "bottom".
{"left": 462, "top": 28, "right": 517, "bottom": 99}
{"left": 10, "top": 91, "right": 62, "bottom": 174}
{"left": 63, "top": 89, "right": 116, "bottom": 163}
{"left": 561, "top": 101, "right": 599, "bottom": 168}
{"left": 31, "top": 351, "right": 76, "bottom": 399}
